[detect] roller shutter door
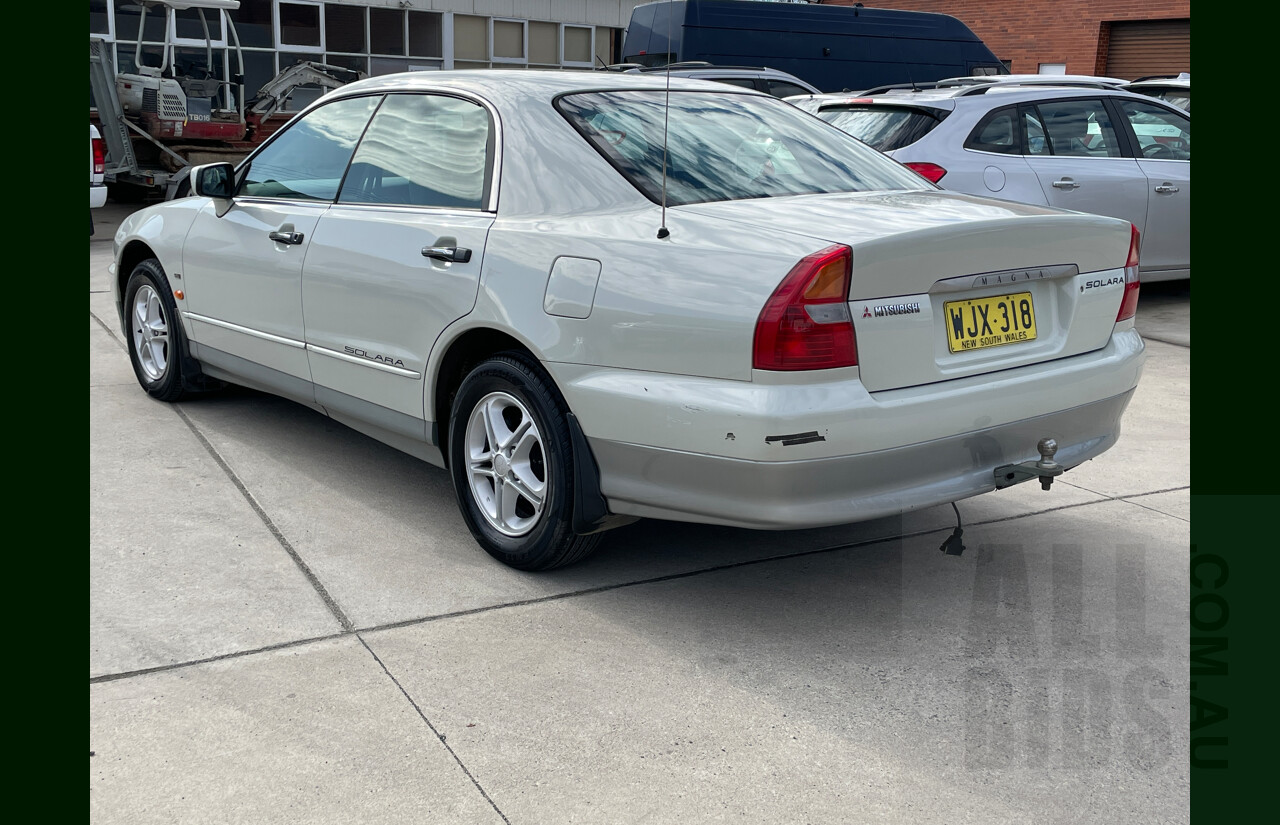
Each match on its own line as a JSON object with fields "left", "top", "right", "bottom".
{"left": 1105, "top": 19, "right": 1191, "bottom": 80}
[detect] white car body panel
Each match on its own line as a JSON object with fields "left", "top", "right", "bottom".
{"left": 111, "top": 71, "right": 1145, "bottom": 535}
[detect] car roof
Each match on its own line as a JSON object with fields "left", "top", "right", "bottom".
{"left": 1126, "top": 75, "right": 1191, "bottom": 90}
{"left": 620, "top": 63, "right": 821, "bottom": 91}
{"left": 327, "top": 68, "right": 770, "bottom": 103}
{"left": 793, "top": 83, "right": 1176, "bottom": 111}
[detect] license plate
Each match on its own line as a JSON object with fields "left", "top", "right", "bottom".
{"left": 944, "top": 292, "right": 1037, "bottom": 353}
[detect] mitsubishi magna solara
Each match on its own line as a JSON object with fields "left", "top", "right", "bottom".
{"left": 111, "top": 71, "right": 1145, "bottom": 570}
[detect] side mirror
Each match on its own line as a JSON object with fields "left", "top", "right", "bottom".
{"left": 191, "top": 162, "right": 235, "bottom": 199}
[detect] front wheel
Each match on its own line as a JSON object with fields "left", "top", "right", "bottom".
{"left": 449, "top": 354, "right": 601, "bottom": 570}
{"left": 124, "top": 259, "right": 188, "bottom": 401}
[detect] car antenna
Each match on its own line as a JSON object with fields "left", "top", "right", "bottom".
{"left": 907, "top": 66, "right": 919, "bottom": 93}
{"left": 657, "top": 0, "right": 673, "bottom": 239}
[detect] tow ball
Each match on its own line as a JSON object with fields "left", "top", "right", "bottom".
{"left": 994, "top": 438, "right": 1064, "bottom": 491}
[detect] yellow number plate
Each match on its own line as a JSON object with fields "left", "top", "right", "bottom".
{"left": 945, "top": 292, "right": 1037, "bottom": 353}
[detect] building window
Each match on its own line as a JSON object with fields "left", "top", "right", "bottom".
{"left": 562, "top": 25, "right": 592, "bottom": 67}
{"left": 173, "top": 6, "right": 224, "bottom": 43}
{"left": 1038, "top": 63, "right": 1067, "bottom": 75}
{"left": 91, "top": 0, "right": 113, "bottom": 38}
{"left": 454, "top": 14, "right": 488, "bottom": 68}
{"left": 277, "top": 1, "right": 322, "bottom": 50}
{"left": 492, "top": 19, "right": 526, "bottom": 64}
{"left": 324, "top": 3, "right": 365, "bottom": 54}
{"left": 229, "top": 0, "right": 274, "bottom": 49}
{"left": 595, "top": 26, "right": 616, "bottom": 66}
{"left": 408, "top": 12, "right": 442, "bottom": 58}
{"left": 370, "top": 6, "right": 405, "bottom": 56}
{"left": 529, "top": 21, "right": 559, "bottom": 67}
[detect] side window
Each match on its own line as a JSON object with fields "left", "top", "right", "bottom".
{"left": 239, "top": 95, "right": 382, "bottom": 200}
{"left": 766, "top": 80, "right": 812, "bottom": 99}
{"left": 712, "top": 77, "right": 760, "bottom": 90}
{"left": 1023, "top": 107, "right": 1049, "bottom": 155}
{"left": 965, "top": 106, "right": 1019, "bottom": 154}
{"left": 1035, "top": 98, "right": 1122, "bottom": 158}
{"left": 338, "top": 94, "right": 492, "bottom": 210}
{"left": 1119, "top": 99, "right": 1190, "bottom": 160}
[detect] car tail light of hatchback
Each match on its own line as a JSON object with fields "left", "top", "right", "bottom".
{"left": 92, "top": 136, "right": 106, "bottom": 175}
{"left": 904, "top": 162, "right": 946, "bottom": 183}
{"left": 753, "top": 245, "right": 858, "bottom": 371}
{"left": 1116, "top": 223, "right": 1141, "bottom": 322}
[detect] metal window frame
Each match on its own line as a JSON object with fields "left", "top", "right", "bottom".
{"left": 274, "top": 0, "right": 325, "bottom": 53}
{"left": 489, "top": 18, "right": 528, "bottom": 65}
{"left": 560, "top": 23, "right": 594, "bottom": 68}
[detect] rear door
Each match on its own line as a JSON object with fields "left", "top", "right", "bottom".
{"left": 1021, "top": 97, "right": 1149, "bottom": 235}
{"left": 1113, "top": 97, "right": 1190, "bottom": 276}
{"left": 301, "top": 93, "right": 496, "bottom": 435}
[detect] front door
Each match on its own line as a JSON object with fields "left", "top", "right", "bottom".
{"left": 180, "top": 94, "right": 383, "bottom": 393}
{"left": 1117, "top": 98, "right": 1191, "bottom": 276}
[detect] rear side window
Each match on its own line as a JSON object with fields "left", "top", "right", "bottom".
{"left": 766, "top": 80, "right": 813, "bottom": 99}
{"left": 1032, "top": 98, "right": 1123, "bottom": 158}
{"left": 965, "top": 106, "right": 1019, "bottom": 154}
{"left": 338, "top": 94, "right": 493, "bottom": 209}
{"left": 814, "top": 105, "right": 947, "bottom": 151}
{"left": 711, "top": 77, "right": 759, "bottom": 91}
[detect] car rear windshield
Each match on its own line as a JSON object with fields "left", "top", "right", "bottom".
{"left": 814, "top": 105, "right": 947, "bottom": 151}
{"left": 556, "top": 91, "right": 929, "bottom": 207}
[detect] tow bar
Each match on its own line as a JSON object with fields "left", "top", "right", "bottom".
{"left": 994, "top": 438, "right": 1065, "bottom": 491}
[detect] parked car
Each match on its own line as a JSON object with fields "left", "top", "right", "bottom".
{"left": 790, "top": 81, "right": 1190, "bottom": 281}
{"left": 614, "top": 62, "right": 821, "bottom": 98}
{"left": 111, "top": 71, "right": 1145, "bottom": 570}
{"left": 1124, "top": 73, "right": 1190, "bottom": 113}
{"left": 90, "top": 124, "right": 107, "bottom": 234}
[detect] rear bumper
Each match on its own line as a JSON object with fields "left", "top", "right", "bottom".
{"left": 589, "top": 389, "right": 1132, "bottom": 528}
{"left": 90, "top": 183, "right": 107, "bottom": 209}
{"left": 551, "top": 327, "right": 1144, "bottom": 529}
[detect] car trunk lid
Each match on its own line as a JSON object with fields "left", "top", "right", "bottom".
{"left": 681, "top": 190, "right": 1133, "bottom": 391}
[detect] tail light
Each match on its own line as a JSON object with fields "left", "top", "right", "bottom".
{"left": 754, "top": 245, "right": 858, "bottom": 371}
{"left": 1116, "top": 224, "right": 1141, "bottom": 321}
{"left": 904, "top": 162, "right": 946, "bottom": 183}
{"left": 92, "top": 136, "right": 106, "bottom": 175}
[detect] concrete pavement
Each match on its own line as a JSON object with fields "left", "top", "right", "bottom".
{"left": 91, "top": 202, "right": 1190, "bottom": 824}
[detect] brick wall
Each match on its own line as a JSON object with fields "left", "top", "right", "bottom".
{"left": 822, "top": 1, "right": 1190, "bottom": 75}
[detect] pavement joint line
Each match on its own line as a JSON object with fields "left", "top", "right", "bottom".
{"left": 356, "top": 635, "right": 512, "bottom": 825}
{"left": 91, "top": 309, "right": 125, "bottom": 350}
{"left": 1111, "top": 488, "right": 1191, "bottom": 522}
{"left": 89, "top": 632, "right": 348, "bottom": 684}
{"left": 89, "top": 484, "right": 1192, "bottom": 685}
{"left": 172, "top": 404, "right": 355, "bottom": 633}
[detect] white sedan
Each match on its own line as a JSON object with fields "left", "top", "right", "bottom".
{"left": 110, "top": 71, "right": 1145, "bottom": 570}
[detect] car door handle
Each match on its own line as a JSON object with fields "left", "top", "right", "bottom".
{"left": 1154, "top": 183, "right": 1180, "bottom": 194}
{"left": 1051, "top": 178, "right": 1079, "bottom": 190}
{"left": 268, "top": 230, "right": 304, "bottom": 244}
{"left": 421, "top": 246, "right": 472, "bottom": 263}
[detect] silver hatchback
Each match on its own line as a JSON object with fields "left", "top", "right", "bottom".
{"left": 790, "top": 81, "right": 1191, "bottom": 282}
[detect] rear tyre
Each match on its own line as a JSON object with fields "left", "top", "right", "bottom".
{"left": 124, "top": 259, "right": 189, "bottom": 402}
{"left": 449, "top": 354, "right": 602, "bottom": 570}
